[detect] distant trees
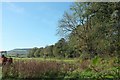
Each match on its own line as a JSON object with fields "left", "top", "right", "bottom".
{"left": 28, "top": 38, "right": 69, "bottom": 58}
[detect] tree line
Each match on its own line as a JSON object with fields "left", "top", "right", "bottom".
{"left": 28, "top": 2, "right": 120, "bottom": 58}
{"left": 28, "top": 38, "right": 71, "bottom": 58}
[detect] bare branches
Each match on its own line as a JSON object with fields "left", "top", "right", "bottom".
{"left": 57, "top": 3, "right": 90, "bottom": 37}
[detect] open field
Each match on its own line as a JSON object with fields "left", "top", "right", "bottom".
{"left": 13, "top": 58, "right": 77, "bottom": 64}
{"left": 1, "top": 56, "right": 120, "bottom": 80}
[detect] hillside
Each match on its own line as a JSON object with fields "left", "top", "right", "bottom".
{"left": 7, "top": 48, "right": 31, "bottom": 57}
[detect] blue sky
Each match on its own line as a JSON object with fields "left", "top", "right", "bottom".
{"left": 2, "top": 2, "right": 72, "bottom": 51}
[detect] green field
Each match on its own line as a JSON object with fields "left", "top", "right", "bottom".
{"left": 14, "top": 57, "right": 77, "bottom": 63}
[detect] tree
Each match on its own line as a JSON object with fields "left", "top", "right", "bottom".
{"left": 39, "top": 47, "right": 44, "bottom": 57}
{"left": 43, "top": 45, "right": 54, "bottom": 57}
{"left": 57, "top": 3, "right": 89, "bottom": 37}
{"left": 28, "top": 47, "right": 38, "bottom": 57}
{"left": 34, "top": 48, "right": 41, "bottom": 57}
{"left": 53, "top": 38, "right": 68, "bottom": 58}
{"left": 57, "top": 2, "right": 120, "bottom": 57}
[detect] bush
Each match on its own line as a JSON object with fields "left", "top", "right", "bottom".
{"left": 2, "top": 56, "right": 119, "bottom": 79}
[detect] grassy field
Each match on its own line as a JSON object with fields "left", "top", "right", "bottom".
{"left": 13, "top": 57, "right": 77, "bottom": 63}
{"left": 1, "top": 56, "right": 120, "bottom": 80}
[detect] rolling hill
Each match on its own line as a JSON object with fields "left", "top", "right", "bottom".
{"left": 7, "top": 48, "right": 31, "bottom": 57}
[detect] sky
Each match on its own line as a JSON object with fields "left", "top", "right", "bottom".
{"left": 1, "top": 2, "right": 72, "bottom": 51}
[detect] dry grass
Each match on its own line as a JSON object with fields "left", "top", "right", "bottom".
{"left": 2, "top": 57, "right": 119, "bottom": 79}
{"left": 2, "top": 60, "right": 77, "bottom": 79}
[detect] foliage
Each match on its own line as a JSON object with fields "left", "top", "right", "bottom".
{"left": 57, "top": 2, "right": 120, "bottom": 58}
{"left": 2, "top": 56, "right": 120, "bottom": 79}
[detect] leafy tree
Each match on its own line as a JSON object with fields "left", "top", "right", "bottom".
{"left": 58, "top": 2, "right": 120, "bottom": 57}
{"left": 34, "top": 48, "right": 41, "bottom": 57}
{"left": 43, "top": 45, "right": 54, "bottom": 57}
{"left": 53, "top": 38, "right": 68, "bottom": 58}
{"left": 39, "top": 47, "right": 44, "bottom": 57}
{"left": 28, "top": 47, "right": 38, "bottom": 57}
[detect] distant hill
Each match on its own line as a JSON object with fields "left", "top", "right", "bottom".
{"left": 7, "top": 48, "right": 31, "bottom": 57}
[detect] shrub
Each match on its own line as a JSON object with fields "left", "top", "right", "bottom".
{"left": 2, "top": 56, "right": 119, "bottom": 79}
